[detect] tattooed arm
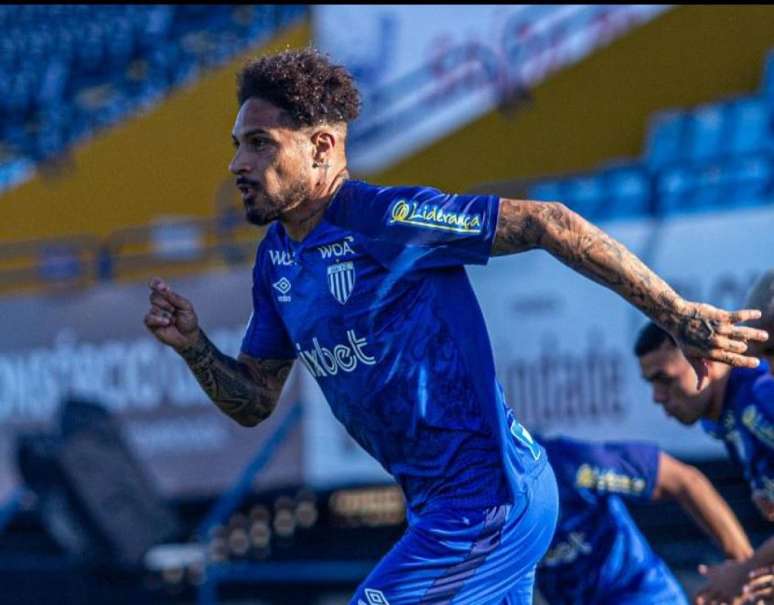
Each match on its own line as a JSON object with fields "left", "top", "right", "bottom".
{"left": 178, "top": 331, "right": 292, "bottom": 426}
{"left": 491, "top": 199, "right": 768, "bottom": 369}
{"left": 144, "top": 277, "right": 292, "bottom": 426}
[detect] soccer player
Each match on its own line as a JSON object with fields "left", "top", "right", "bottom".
{"left": 635, "top": 321, "right": 773, "bottom": 605}
{"left": 536, "top": 435, "right": 752, "bottom": 605}
{"left": 694, "top": 271, "right": 774, "bottom": 605}
{"left": 144, "top": 48, "right": 767, "bottom": 604}
{"left": 745, "top": 269, "right": 774, "bottom": 374}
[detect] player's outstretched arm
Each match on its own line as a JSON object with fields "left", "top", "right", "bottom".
{"left": 652, "top": 452, "right": 752, "bottom": 561}
{"left": 144, "top": 277, "right": 292, "bottom": 427}
{"left": 491, "top": 199, "right": 768, "bottom": 372}
{"left": 696, "top": 537, "right": 774, "bottom": 605}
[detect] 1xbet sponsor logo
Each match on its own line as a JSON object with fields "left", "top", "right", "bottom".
{"left": 296, "top": 329, "right": 375, "bottom": 378}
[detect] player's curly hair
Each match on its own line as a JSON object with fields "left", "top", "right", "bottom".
{"left": 236, "top": 47, "right": 361, "bottom": 127}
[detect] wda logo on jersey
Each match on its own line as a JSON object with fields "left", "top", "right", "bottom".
{"left": 317, "top": 235, "right": 355, "bottom": 259}
{"left": 327, "top": 261, "right": 356, "bottom": 305}
{"left": 272, "top": 277, "right": 292, "bottom": 302}
{"left": 358, "top": 588, "right": 390, "bottom": 605}
{"left": 269, "top": 250, "right": 295, "bottom": 266}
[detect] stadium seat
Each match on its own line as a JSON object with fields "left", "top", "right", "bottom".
{"left": 655, "top": 164, "right": 696, "bottom": 216}
{"left": 727, "top": 96, "right": 772, "bottom": 156}
{"left": 528, "top": 179, "right": 563, "bottom": 203}
{"left": 761, "top": 47, "right": 774, "bottom": 106}
{"left": 685, "top": 103, "right": 728, "bottom": 163}
{"left": 644, "top": 110, "right": 688, "bottom": 170}
{"left": 0, "top": 5, "right": 309, "bottom": 194}
{"left": 563, "top": 174, "right": 605, "bottom": 219}
{"left": 601, "top": 164, "right": 652, "bottom": 219}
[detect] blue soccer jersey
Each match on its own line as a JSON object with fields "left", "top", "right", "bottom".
{"left": 241, "top": 179, "right": 547, "bottom": 515}
{"left": 701, "top": 361, "right": 774, "bottom": 510}
{"left": 537, "top": 437, "right": 687, "bottom": 605}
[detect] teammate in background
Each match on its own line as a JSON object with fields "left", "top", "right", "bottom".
{"left": 144, "top": 48, "right": 767, "bottom": 604}
{"left": 744, "top": 270, "right": 774, "bottom": 374}
{"left": 634, "top": 321, "right": 774, "bottom": 605}
{"left": 535, "top": 436, "right": 752, "bottom": 605}
{"left": 698, "top": 271, "right": 774, "bottom": 605}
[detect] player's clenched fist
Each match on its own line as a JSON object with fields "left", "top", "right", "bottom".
{"left": 143, "top": 277, "right": 200, "bottom": 351}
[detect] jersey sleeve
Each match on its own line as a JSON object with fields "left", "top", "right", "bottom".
{"left": 327, "top": 180, "right": 500, "bottom": 270}
{"left": 240, "top": 248, "right": 297, "bottom": 360}
{"left": 566, "top": 439, "right": 661, "bottom": 502}
{"left": 746, "top": 375, "right": 774, "bottom": 498}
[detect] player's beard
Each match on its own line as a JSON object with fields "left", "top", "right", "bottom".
{"left": 244, "top": 178, "right": 311, "bottom": 226}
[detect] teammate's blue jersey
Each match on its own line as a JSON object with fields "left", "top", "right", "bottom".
{"left": 701, "top": 361, "right": 774, "bottom": 506}
{"left": 537, "top": 437, "right": 687, "bottom": 605}
{"left": 241, "top": 179, "right": 546, "bottom": 514}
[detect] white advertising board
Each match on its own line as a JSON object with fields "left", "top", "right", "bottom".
{"left": 314, "top": 5, "right": 669, "bottom": 173}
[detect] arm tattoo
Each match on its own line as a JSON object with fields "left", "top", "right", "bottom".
{"left": 178, "top": 330, "right": 292, "bottom": 427}
{"left": 492, "top": 199, "right": 687, "bottom": 333}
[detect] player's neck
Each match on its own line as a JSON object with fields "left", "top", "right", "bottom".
{"left": 282, "top": 169, "right": 349, "bottom": 242}
{"left": 704, "top": 363, "right": 732, "bottom": 421}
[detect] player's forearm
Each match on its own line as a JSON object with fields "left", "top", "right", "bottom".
{"left": 177, "top": 329, "right": 287, "bottom": 427}
{"left": 749, "top": 536, "right": 774, "bottom": 569}
{"left": 673, "top": 466, "right": 753, "bottom": 561}
{"left": 493, "top": 199, "right": 687, "bottom": 334}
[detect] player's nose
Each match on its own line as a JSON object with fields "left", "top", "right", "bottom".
{"left": 229, "top": 149, "right": 250, "bottom": 175}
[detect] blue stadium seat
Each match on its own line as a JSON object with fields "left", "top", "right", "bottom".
{"left": 727, "top": 96, "right": 771, "bottom": 156}
{"left": 655, "top": 165, "right": 697, "bottom": 216}
{"left": 0, "top": 5, "right": 309, "bottom": 185}
{"left": 724, "top": 154, "right": 772, "bottom": 208}
{"left": 644, "top": 110, "right": 689, "bottom": 170}
{"left": 685, "top": 103, "right": 728, "bottom": 163}
{"left": 528, "top": 180, "right": 563, "bottom": 202}
{"left": 601, "top": 164, "right": 652, "bottom": 219}
{"left": 761, "top": 47, "right": 774, "bottom": 107}
{"left": 563, "top": 175, "right": 605, "bottom": 219}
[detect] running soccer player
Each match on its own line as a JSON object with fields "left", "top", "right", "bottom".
{"left": 144, "top": 48, "right": 767, "bottom": 604}
{"left": 692, "top": 271, "right": 774, "bottom": 605}
{"left": 745, "top": 269, "right": 774, "bottom": 374}
{"left": 635, "top": 321, "right": 774, "bottom": 605}
{"left": 536, "top": 435, "right": 752, "bottom": 605}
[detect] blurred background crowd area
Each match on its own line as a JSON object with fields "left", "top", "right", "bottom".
{"left": 1, "top": 5, "right": 774, "bottom": 604}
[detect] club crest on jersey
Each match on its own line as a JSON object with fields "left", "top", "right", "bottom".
{"left": 327, "top": 261, "right": 355, "bottom": 305}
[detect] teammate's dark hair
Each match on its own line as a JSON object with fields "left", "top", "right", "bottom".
{"left": 236, "top": 47, "right": 361, "bottom": 127}
{"left": 634, "top": 322, "right": 677, "bottom": 357}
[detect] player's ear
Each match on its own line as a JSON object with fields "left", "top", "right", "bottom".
{"left": 310, "top": 129, "right": 336, "bottom": 166}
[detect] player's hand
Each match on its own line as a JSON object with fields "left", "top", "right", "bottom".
{"left": 742, "top": 566, "right": 774, "bottom": 604}
{"left": 695, "top": 560, "right": 752, "bottom": 605}
{"left": 144, "top": 277, "right": 200, "bottom": 351}
{"left": 752, "top": 491, "right": 774, "bottom": 523}
{"left": 670, "top": 301, "right": 768, "bottom": 388}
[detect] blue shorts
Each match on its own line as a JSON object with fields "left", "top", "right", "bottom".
{"left": 598, "top": 559, "right": 688, "bottom": 605}
{"left": 350, "top": 462, "right": 559, "bottom": 605}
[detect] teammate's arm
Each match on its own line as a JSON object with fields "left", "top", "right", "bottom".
{"left": 144, "top": 278, "right": 292, "bottom": 427}
{"left": 651, "top": 452, "right": 752, "bottom": 561}
{"left": 491, "top": 198, "right": 768, "bottom": 372}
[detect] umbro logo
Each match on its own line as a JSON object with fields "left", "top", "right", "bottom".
{"left": 272, "top": 277, "right": 291, "bottom": 302}
{"left": 358, "top": 588, "right": 389, "bottom": 605}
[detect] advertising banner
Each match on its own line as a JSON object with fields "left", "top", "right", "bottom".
{"left": 468, "top": 205, "right": 774, "bottom": 458}
{"left": 0, "top": 268, "right": 303, "bottom": 502}
{"left": 315, "top": 5, "right": 669, "bottom": 173}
